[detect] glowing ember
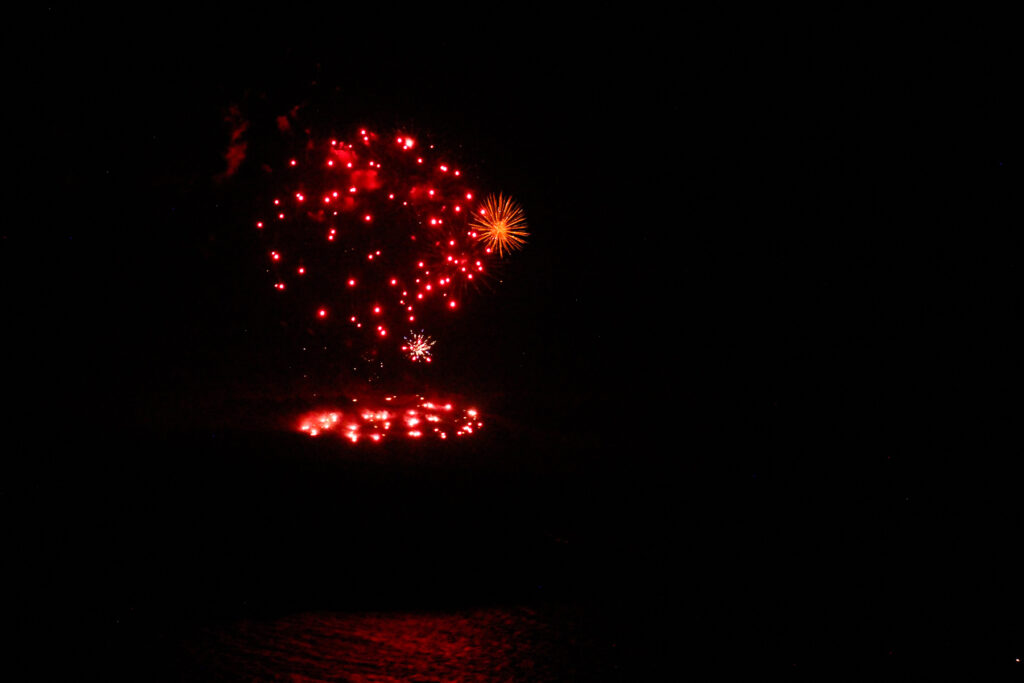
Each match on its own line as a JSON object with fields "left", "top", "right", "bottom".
{"left": 297, "top": 396, "right": 483, "bottom": 443}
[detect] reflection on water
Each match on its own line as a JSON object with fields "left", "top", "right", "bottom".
{"left": 179, "top": 605, "right": 616, "bottom": 681}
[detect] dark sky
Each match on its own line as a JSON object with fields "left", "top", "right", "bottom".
{"left": 24, "top": 16, "right": 1017, "bottom": 398}
{"left": 17, "top": 10, "right": 1021, "bottom": 677}
{"left": 29, "top": 13, "right": 1012, "bottom": 451}
{"left": 33, "top": 11, "right": 712, "bottom": 441}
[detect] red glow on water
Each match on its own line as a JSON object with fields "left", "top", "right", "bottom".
{"left": 175, "top": 607, "right": 586, "bottom": 680}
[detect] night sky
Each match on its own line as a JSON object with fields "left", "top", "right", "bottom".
{"left": 16, "top": 10, "right": 1021, "bottom": 679}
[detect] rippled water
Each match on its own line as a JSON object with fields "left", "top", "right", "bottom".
{"left": 177, "top": 605, "right": 617, "bottom": 681}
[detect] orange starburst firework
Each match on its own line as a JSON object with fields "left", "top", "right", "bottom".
{"left": 470, "top": 193, "right": 528, "bottom": 257}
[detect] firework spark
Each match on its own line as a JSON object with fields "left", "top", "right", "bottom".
{"left": 470, "top": 193, "right": 528, "bottom": 258}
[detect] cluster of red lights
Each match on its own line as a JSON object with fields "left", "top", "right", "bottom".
{"left": 256, "top": 128, "right": 497, "bottom": 362}
{"left": 254, "top": 126, "right": 524, "bottom": 445}
{"left": 298, "top": 396, "right": 482, "bottom": 443}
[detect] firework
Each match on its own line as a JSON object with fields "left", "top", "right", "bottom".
{"left": 252, "top": 126, "right": 526, "bottom": 442}
{"left": 470, "top": 193, "right": 528, "bottom": 258}
{"left": 256, "top": 128, "right": 525, "bottom": 374}
{"left": 401, "top": 331, "right": 435, "bottom": 363}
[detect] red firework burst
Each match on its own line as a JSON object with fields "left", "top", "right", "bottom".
{"left": 254, "top": 126, "right": 525, "bottom": 441}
